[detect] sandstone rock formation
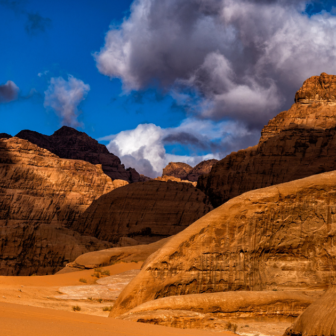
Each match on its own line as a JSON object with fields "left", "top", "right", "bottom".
{"left": 284, "top": 287, "right": 336, "bottom": 336}
{"left": 16, "top": 126, "right": 140, "bottom": 182}
{"left": 110, "top": 170, "right": 336, "bottom": 317}
{"left": 162, "top": 162, "right": 193, "bottom": 180}
{"left": 199, "top": 73, "right": 336, "bottom": 207}
{"left": 0, "top": 137, "right": 124, "bottom": 275}
{"left": 119, "top": 291, "right": 321, "bottom": 327}
{"left": 72, "top": 180, "right": 213, "bottom": 244}
{"left": 155, "top": 175, "right": 197, "bottom": 187}
{"left": 62, "top": 237, "right": 172, "bottom": 272}
{"left": 186, "top": 159, "right": 218, "bottom": 182}
{"left": 0, "top": 133, "right": 11, "bottom": 139}
{"left": 162, "top": 160, "right": 218, "bottom": 183}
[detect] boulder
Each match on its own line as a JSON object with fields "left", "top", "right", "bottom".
{"left": 110, "top": 170, "right": 336, "bottom": 317}
{"left": 284, "top": 286, "right": 336, "bottom": 336}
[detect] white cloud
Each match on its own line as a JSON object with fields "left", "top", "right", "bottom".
{"left": 44, "top": 75, "right": 90, "bottom": 127}
{"left": 105, "top": 119, "right": 258, "bottom": 177}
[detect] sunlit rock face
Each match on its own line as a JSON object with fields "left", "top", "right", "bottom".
{"left": 110, "top": 170, "right": 336, "bottom": 317}
{"left": 199, "top": 73, "right": 336, "bottom": 207}
{"left": 16, "top": 126, "right": 140, "bottom": 183}
{"left": 0, "top": 137, "right": 123, "bottom": 275}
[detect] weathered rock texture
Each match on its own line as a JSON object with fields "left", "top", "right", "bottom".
{"left": 284, "top": 287, "right": 336, "bottom": 336}
{"left": 63, "top": 237, "right": 172, "bottom": 272}
{"left": 16, "top": 126, "right": 140, "bottom": 182}
{"left": 119, "top": 291, "right": 321, "bottom": 327}
{"left": 199, "top": 73, "right": 336, "bottom": 207}
{"left": 0, "top": 137, "right": 124, "bottom": 275}
{"left": 162, "top": 162, "right": 193, "bottom": 180}
{"left": 110, "top": 170, "right": 336, "bottom": 317}
{"left": 72, "top": 180, "right": 213, "bottom": 244}
{"left": 0, "top": 133, "right": 11, "bottom": 139}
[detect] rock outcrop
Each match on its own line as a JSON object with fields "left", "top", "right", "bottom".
{"left": 284, "top": 287, "right": 336, "bottom": 336}
{"left": 119, "top": 291, "right": 321, "bottom": 328}
{"left": 16, "top": 126, "right": 140, "bottom": 183}
{"left": 199, "top": 73, "right": 336, "bottom": 207}
{"left": 155, "top": 175, "right": 197, "bottom": 187}
{"left": 0, "top": 133, "right": 11, "bottom": 139}
{"left": 110, "top": 170, "right": 336, "bottom": 317}
{"left": 0, "top": 137, "right": 124, "bottom": 275}
{"left": 186, "top": 159, "right": 218, "bottom": 182}
{"left": 61, "top": 237, "right": 172, "bottom": 272}
{"left": 162, "top": 160, "right": 218, "bottom": 183}
{"left": 72, "top": 180, "right": 213, "bottom": 244}
{"left": 162, "top": 162, "right": 193, "bottom": 180}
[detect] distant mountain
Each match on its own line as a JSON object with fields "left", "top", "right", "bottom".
{"left": 16, "top": 126, "right": 140, "bottom": 183}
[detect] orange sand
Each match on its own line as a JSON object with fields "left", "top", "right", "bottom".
{"left": 0, "top": 262, "right": 142, "bottom": 287}
{"left": 0, "top": 301, "right": 233, "bottom": 336}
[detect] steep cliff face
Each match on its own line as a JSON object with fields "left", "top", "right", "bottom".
{"left": 16, "top": 126, "right": 140, "bottom": 183}
{"left": 199, "top": 73, "right": 336, "bottom": 207}
{"left": 72, "top": 180, "right": 213, "bottom": 244}
{"left": 0, "top": 137, "right": 122, "bottom": 275}
{"left": 110, "top": 170, "right": 336, "bottom": 317}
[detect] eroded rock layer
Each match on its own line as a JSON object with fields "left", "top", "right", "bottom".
{"left": 16, "top": 126, "right": 140, "bottom": 182}
{"left": 119, "top": 291, "right": 321, "bottom": 327}
{"left": 199, "top": 73, "right": 336, "bottom": 207}
{"left": 284, "top": 287, "right": 336, "bottom": 336}
{"left": 0, "top": 137, "right": 120, "bottom": 275}
{"left": 110, "top": 170, "right": 336, "bottom": 317}
{"left": 72, "top": 180, "right": 213, "bottom": 244}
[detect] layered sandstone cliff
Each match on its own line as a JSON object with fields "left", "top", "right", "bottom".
{"left": 0, "top": 137, "right": 124, "bottom": 275}
{"left": 16, "top": 126, "right": 140, "bottom": 182}
{"left": 72, "top": 180, "right": 213, "bottom": 244}
{"left": 199, "top": 73, "right": 336, "bottom": 207}
{"left": 110, "top": 170, "right": 336, "bottom": 317}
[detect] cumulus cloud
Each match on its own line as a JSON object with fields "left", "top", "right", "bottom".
{"left": 96, "top": 0, "right": 336, "bottom": 129}
{"left": 105, "top": 120, "right": 258, "bottom": 177}
{"left": 44, "top": 76, "right": 90, "bottom": 128}
{"left": 97, "top": 0, "right": 336, "bottom": 175}
{"left": 0, "top": 80, "right": 19, "bottom": 103}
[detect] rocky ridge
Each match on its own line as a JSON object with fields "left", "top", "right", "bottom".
{"left": 110, "top": 169, "right": 336, "bottom": 318}
{"left": 199, "top": 73, "right": 336, "bottom": 207}
{"left": 16, "top": 126, "right": 140, "bottom": 183}
{"left": 71, "top": 180, "right": 213, "bottom": 244}
{"left": 0, "top": 137, "right": 125, "bottom": 275}
{"left": 162, "top": 160, "right": 218, "bottom": 183}
{"left": 0, "top": 133, "right": 11, "bottom": 139}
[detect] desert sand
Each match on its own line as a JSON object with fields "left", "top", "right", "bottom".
{"left": 0, "top": 301, "right": 234, "bottom": 336}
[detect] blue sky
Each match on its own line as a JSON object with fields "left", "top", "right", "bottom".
{"left": 1, "top": 0, "right": 336, "bottom": 177}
